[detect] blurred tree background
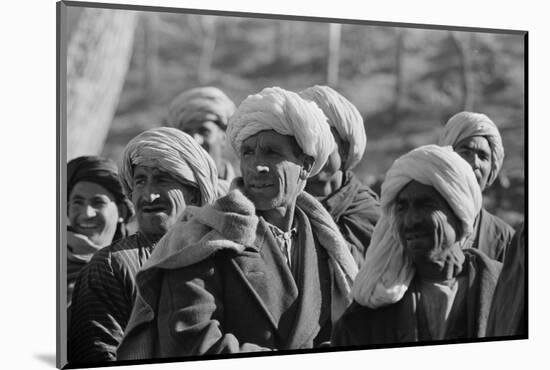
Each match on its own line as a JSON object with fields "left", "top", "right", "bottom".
{"left": 66, "top": 7, "right": 525, "bottom": 227}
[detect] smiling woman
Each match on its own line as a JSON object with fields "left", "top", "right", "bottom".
{"left": 68, "top": 181, "right": 120, "bottom": 248}
{"left": 66, "top": 156, "right": 134, "bottom": 309}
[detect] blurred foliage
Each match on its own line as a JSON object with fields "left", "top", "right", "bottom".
{"left": 99, "top": 12, "right": 525, "bottom": 227}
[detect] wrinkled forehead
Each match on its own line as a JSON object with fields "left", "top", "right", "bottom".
{"left": 455, "top": 135, "right": 491, "bottom": 153}
{"left": 132, "top": 164, "right": 174, "bottom": 179}
{"left": 395, "top": 180, "right": 447, "bottom": 206}
{"left": 241, "top": 130, "right": 302, "bottom": 154}
{"left": 181, "top": 112, "right": 222, "bottom": 129}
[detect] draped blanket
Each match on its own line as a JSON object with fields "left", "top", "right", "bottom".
{"left": 119, "top": 185, "right": 358, "bottom": 357}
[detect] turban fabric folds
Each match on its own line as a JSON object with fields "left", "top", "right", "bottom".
{"left": 227, "top": 87, "right": 336, "bottom": 177}
{"left": 121, "top": 127, "right": 218, "bottom": 206}
{"left": 352, "top": 145, "right": 482, "bottom": 308}
{"left": 67, "top": 155, "right": 134, "bottom": 222}
{"left": 299, "top": 85, "right": 367, "bottom": 171}
{"left": 167, "top": 87, "right": 236, "bottom": 131}
{"left": 438, "top": 111, "right": 504, "bottom": 187}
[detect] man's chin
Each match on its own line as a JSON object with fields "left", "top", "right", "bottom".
{"left": 138, "top": 213, "right": 172, "bottom": 237}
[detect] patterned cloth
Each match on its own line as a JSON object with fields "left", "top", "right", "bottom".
{"left": 68, "top": 233, "right": 156, "bottom": 364}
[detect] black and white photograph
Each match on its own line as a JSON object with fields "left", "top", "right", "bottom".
{"left": 54, "top": 0, "right": 530, "bottom": 368}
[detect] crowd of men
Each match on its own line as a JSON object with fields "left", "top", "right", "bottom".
{"left": 65, "top": 85, "right": 525, "bottom": 365}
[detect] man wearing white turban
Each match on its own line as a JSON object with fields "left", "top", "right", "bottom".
{"left": 68, "top": 127, "right": 218, "bottom": 364}
{"left": 331, "top": 145, "right": 502, "bottom": 347}
{"left": 117, "top": 87, "right": 358, "bottom": 359}
{"left": 166, "top": 86, "right": 237, "bottom": 191}
{"left": 300, "top": 85, "right": 380, "bottom": 267}
{"left": 438, "top": 111, "right": 514, "bottom": 261}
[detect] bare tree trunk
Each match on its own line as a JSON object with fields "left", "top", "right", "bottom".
{"left": 393, "top": 28, "right": 406, "bottom": 122}
{"left": 142, "top": 12, "right": 159, "bottom": 97}
{"left": 198, "top": 16, "right": 217, "bottom": 85}
{"left": 327, "top": 23, "right": 342, "bottom": 87}
{"left": 450, "top": 31, "right": 475, "bottom": 111}
{"left": 66, "top": 8, "right": 137, "bottom": 160}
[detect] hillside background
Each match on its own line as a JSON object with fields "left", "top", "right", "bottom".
{"left": 67, "top": 7, "right": 525, "bottom": 227}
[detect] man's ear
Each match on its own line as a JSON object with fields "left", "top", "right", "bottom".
{"left": 300, "top": 155, "right": 314, "bottom": 180}
{"left": 117, "top": 204, "right": 128, "bottom": 223}
{"left": 189, "top": 188, "right": 201, "bottom": 206}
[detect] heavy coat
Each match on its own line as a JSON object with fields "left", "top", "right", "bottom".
{"left": 322, "top": 171, "right": 380, "bottom": 267}
{"left": 118, "top": 189, "right": 357, "bottom": 359}
{"left": 332, "top": 249, "right": 502, "bottom": 347}
{"left": 469, "top": 208, "right": 514, "bottom": 262}
{"left": 486, "top": 223, "right": 526, "bottom": 337}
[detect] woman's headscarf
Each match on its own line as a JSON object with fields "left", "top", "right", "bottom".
{"left": 67, "top": 155, "right": 135, "bottom": 235}
{"left": 166, "top": 87, "right": 236, "bottom": 131}
{"left": 299, "top": 85, "right": 366, "bottom": 171}
{"left": 352, "top": 145, "right": 482, "bottom": 309}
{"left": 67, "top": 156, "right": 134, "bottom": 222}
{"left": 227, "top": 86, "right": 335, "bottom": 177}
{"left": 438, "top": 111, "right": 504, "bottom": 187}
{"left": 121, "top": 127, "right": 219, "bottom": 206}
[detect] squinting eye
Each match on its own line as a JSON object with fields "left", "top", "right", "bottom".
{"left": 92, "top": 199, "right": 108, "bottom": 207}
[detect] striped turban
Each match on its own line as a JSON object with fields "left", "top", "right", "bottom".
{"left": 166, "top": 87, "right": 236, "bottom": 131}
{"left": 352, "top": 145, "right": 482, "bottom": 308}
{"left": 121, "top": 127, "right": 218, "bottom": 206}
{"left": 227, "top": 87, "right": 335, "bottom": 177}
{"left": 299, "top": 85, "right": 366, "bottom": 171}
{"left": 438, "top": 111, "right": 504, "bottom": 187}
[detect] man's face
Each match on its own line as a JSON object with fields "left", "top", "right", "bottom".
{"left": 131, "top": 165, "right": 200, "bottom": 239}
{"left": 68, "top": 181, "right": 120, "bottom": 247}
{"left": 394, "top": 181, "right": 462, "bottom": 265}
{"left": 240, "top": 130, "right": 310, "bottom": 211}
{"left": 305, "top": 128, "right": 347, "bottom": 197}
{"left": 181, "top": 114, "right": 225, "bottom": 163}
{"left": 454, "top": 135, "right": 492, "bottom": 191}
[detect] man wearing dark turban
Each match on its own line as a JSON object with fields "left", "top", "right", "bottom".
{"left": 166, "top": 86, "right": 237, "bottom": 192}
{"left": 68, "top": 128, "right": 219, "bottom": 365}
{"left": 439, "top": 111, "right": 514, "bottom": 261}
{"left": 66, "top": 156, "right": 134, "bottom": 310}
{"left": 300, "top": 85, "right": 380, "bottom": 267}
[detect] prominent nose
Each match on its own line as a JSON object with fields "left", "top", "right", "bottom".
{"left": 255, "top": 164, "right": 269, "bottom": 173}
{"left": 85, "top": 204, "right": 96, "bottom": 218}
{"left": 142, "top": 182, "right": 161, "bottom": 202}
{"left": 472, "top": 154, "right": 481, "bottom": 169}
{"left": 193, "top": 133, "right": 204, "bottom": 146}
{"left": 403, "top": 207, "right": 421, "bottom": 229}
{"left": 251, "top": 153, "right": 269, "bottom": 174}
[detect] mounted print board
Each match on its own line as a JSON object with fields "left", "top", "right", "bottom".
{"left": 57, "top": 0, "right": 526, "bottom": 368}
